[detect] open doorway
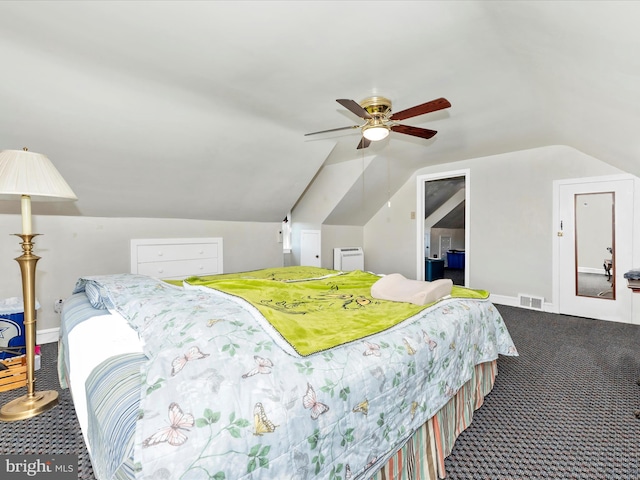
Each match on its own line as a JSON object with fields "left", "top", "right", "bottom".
{"left": 416, "top": 170, "right": 469, "bottom": 285}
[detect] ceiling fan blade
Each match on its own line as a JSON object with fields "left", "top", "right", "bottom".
{"left": 337, "top": 99, "right": 373, "bottom": 120}
{"left": 391, "top": 124, "right": 438, "bottom": 139}
{"left": 357, "top": 137, "right": 371, "bottom": 150}
{"left": 305, "top": 125, "right": 361, "bottom": 136}
{"left": 390, "top": 97, "right": 451, "bottom": 121}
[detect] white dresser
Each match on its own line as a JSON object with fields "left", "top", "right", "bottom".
{"left": 130, "top": 237, "right": 223, "bottom": 279}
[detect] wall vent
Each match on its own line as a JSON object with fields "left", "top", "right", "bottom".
{"left": 517, "top": 294, "right": 544, "bottom": 311}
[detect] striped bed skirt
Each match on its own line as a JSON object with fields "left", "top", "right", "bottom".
{"left": 371, "top": 360, "right": 497, "bottom": 480}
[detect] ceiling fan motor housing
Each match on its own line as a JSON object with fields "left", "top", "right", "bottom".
{"left": 360, "top": 96, "right": 392, "bottom": 118}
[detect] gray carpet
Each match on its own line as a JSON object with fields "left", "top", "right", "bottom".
{"left": 444, "top": 267, "right": 465, "bottom": 286}
{"left": 0, "top": 305, "right": 638, "bottom": 480}
{"left": 577, "top": 272, "right": 614, "bottom": 299}
{"left": 0, "top": 343, "right": 95, "bottom": 478}
{"left": 445, "top": 305, "right": 640, "bottom": 480}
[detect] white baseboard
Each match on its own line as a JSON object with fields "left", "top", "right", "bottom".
{"left": 37, "top": 327, "right": 60, "bottom": 345}
{"left": 578, "top": 266, "right": 608, "bottom": 275}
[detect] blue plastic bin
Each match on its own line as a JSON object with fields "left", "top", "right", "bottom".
{"left": 425, "top": 258, "right": 445, "bottom": 281}
{"left": 0, "top": 297, "right": 39, "bottom": 360}
{"left": 447, "top": 251, "right": 465, "bottom": 269}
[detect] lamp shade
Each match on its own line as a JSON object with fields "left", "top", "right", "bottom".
{"left": 0, "top": 149, "right": 77, "bottom": 201}
{"left": 362, "top": 125, "right": 390, "bottom": 142}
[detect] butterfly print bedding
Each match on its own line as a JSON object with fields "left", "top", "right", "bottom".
{"left": 142, "top": 402, "right": 194, "bottom": 448}
{"left": 73, "top": 271, "right": 517, "bottom": 480}
{"left": 302, "top": 383, "right": 330, "bottom": 420}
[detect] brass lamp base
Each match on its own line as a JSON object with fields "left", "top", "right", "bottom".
{"left": 0, "top": 232, "right": 59, "bottom": 422}
{"left": 0, "top": 390, "right": 58, "bottom": 421}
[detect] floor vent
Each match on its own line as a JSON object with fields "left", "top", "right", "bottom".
{"left": 518, "top": 294, "right": 544, "bottom": 311}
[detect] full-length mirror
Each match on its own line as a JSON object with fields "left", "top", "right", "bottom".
{"left": 575, "top": 192, "right": 615, "bottom": 299}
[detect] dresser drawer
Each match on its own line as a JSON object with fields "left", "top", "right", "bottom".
{"left": 136, "top": 243, "right": 219, "bottom": 264}
{"left": 131, "top": 237, "right": 223, "bottom": 279}
{"left": 136, "top": 258, "right": 220, "bottom": 279}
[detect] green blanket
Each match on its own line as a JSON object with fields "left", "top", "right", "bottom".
{"left": 164, "top": 266, "right": 340, "bottom": 287}
{"left": 184, "top": 267, "right": 489, "bottom": 356}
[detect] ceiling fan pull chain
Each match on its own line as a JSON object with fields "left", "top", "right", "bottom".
{"left": 361, "top": 148, "right": 365, "bottom": 209}
{"left": 387, "top": 157, "right": 391, "bottom": 208}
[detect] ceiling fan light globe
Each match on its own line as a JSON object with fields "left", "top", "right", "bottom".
{"left": 362, "top": 125, "right": 390, "bottom": 142}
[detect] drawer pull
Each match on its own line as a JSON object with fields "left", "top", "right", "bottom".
{"left": 157, "top": 251, "right": 164, "bottom": 257}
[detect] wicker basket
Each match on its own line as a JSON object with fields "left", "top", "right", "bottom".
{"left": 0, "top": 355, "right": 27, "bottom": 392}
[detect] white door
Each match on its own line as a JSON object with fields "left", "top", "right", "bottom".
{"left": 424, "top": 232, "right": 431, "bottom": 258}
{"left": 556, "top": 177, "right": 634, "bottom": 322}
{"left": 300, "top": 230, "right": 321, "bottom": 267}
{"left": 439, "top": 235, "right": 451, "bottom": 266}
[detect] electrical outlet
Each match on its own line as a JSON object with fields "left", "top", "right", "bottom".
{"left": 54, "top": 298, "right": 64, "bottom": 314}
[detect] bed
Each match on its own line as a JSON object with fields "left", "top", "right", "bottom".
{"left": 58, "top": 238, "right": 517, "bottom": 480}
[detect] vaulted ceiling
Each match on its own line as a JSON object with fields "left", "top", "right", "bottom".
{"left": 1, "top": 1, "right": 639, "bottom": 224}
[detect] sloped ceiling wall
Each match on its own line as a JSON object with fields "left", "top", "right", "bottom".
{"left": 1, "top": 1, "right": 639, "bottom": 225}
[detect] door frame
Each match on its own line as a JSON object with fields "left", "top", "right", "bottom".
{"left": 416, "top": 169, "right": 470, "bottom": 282}
{"left": 552, "top": 174, "right": 636, "bottom": 321}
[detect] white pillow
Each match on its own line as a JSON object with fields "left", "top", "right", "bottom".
{"left": 371, "top": 273, "right": 453, "bottom": 306}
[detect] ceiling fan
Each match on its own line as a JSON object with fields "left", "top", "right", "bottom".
{"left": 305, "top": 96, "right": 451, "bottom": 149}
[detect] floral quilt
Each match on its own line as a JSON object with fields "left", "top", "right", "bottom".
{"left": 73, "top": 272, "right": 517, "bottom": 480}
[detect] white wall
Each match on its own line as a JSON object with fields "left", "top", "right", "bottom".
{"left": 430, "top": 228, "right": 465, "bottom": 261}
{"left": 364, "top": 145, "right": 625, "bottom": 301}
{"left": 321, "top": 224, "right": 363, "bottom": 270}
{"left": 290, "top": 155, "right": 374, "bottom": 266}
{"left": 0, "top": 215, "right": 283, "bottom": 334}
{"left": 362, "top": 179, "right": 418, "bottom": 277}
